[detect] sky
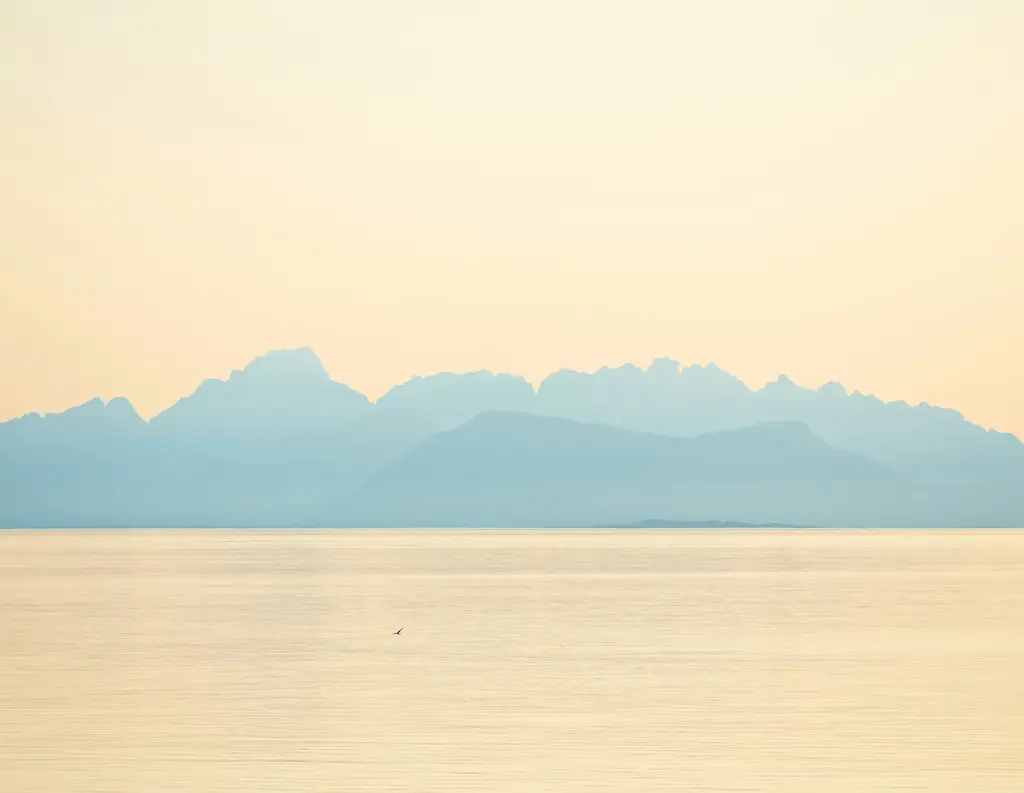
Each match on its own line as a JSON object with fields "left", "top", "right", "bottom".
{"left": 1, "top": 1, "right": 1022, "bottom": 435}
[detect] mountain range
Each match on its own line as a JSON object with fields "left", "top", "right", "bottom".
{"left": 1, "top": 347, "right": 1021, "bottom": 528}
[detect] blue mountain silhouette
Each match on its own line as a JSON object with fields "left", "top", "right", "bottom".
{"left": 151, "top": 347, "right": 370, "bottom": 437}
{"left": 1, "top": 348, "right": 1021, "bottom": 527}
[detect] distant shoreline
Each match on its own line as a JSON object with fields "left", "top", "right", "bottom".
{"left": 591, "top": 519, "right": 816, "bottom": 530}
{"left": 6, "top": 525, "right": 1024, "bottom": 532}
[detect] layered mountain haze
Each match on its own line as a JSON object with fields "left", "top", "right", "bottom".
{"left": 1, "top": 348, "right": 1021, "bottom": 527}
{"left": 536, "top": 360, "right": 1024, "bottom": 487}
{"left": 344, "top": 414, "right": 918, "bottom": 528}
{"left": 375, "top": 371, "right": 536, "bottom": 432}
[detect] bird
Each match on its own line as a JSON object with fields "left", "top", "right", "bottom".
{"left": 393, "top": 628, "right": 403, "bottom": 636}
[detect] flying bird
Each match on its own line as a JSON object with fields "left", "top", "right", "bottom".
{"left": 393, "top": 628, "right": 403, "bottom": 636}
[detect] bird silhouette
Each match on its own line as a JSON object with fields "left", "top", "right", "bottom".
{"left": 393, "top": 628, "right": 403, "bottom": 636}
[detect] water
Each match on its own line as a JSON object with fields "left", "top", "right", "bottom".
{"left": 1, "top": 529, "right": 1022, "bottom": 792}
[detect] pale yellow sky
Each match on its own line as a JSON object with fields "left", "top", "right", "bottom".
{"left": 1, "top": 2, "right": 1022, "bottom": 434}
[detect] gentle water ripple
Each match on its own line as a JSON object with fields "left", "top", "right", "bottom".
{"left": 1, "top": 529, "right": 1022, "bottom": 792}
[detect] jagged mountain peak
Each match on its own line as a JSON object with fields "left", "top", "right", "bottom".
{"left": 228, "top": 346, "right": 330, "bottom": 385}
{"left": 149, "top": 347, "right": 368, "bottom": 430}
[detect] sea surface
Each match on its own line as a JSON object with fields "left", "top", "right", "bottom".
{"left": 1, "top": 529, "right": 1022, "bottom": 792}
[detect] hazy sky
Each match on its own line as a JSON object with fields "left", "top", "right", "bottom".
{"left": 2, "top": 2, "right": 1022, "bottom": 434}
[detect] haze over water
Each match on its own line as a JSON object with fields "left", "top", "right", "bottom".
{"left": 2, "top": 529, "right": 1023, "bottom": 792}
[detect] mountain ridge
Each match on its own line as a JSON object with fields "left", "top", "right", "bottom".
{"left": 10, "top": 348, "right": 1014, "bottom": 437}
{"left": 9, "top": 348, "right": 1017, "bottom": 440}
{"left": 2, "top": 347, "right": 1021, "bottom": 528}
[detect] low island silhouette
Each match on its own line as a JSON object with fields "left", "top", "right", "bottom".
{"left": 2, "top": 347, "right": 1022, "bottom": 528}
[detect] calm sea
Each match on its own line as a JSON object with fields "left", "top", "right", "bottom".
{"left": 2, "top": 529, "right": 1022, "bottom": 792}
